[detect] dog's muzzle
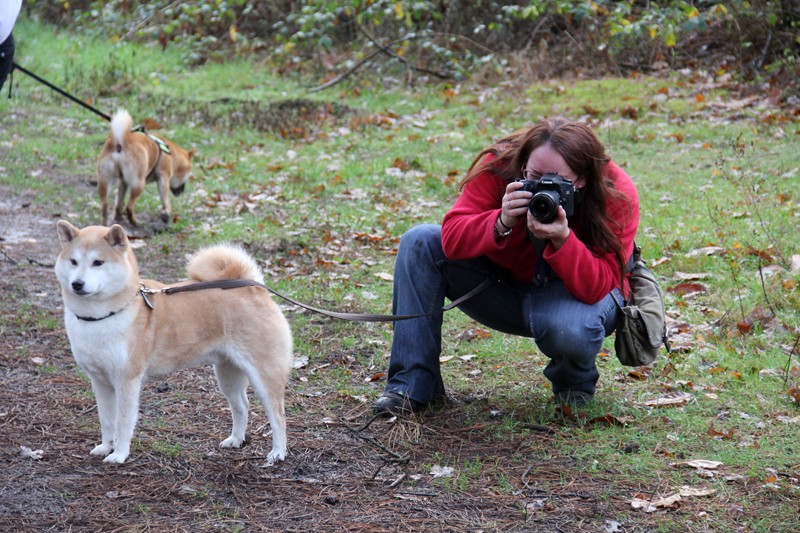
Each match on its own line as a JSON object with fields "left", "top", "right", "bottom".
{"left": 71, "top": 280, "right": 89, "bottom": 295}
{"left": 171, "top": 183, "right": 186, "bottom": 196}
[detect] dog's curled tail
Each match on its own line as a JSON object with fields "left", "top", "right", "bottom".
{"left": 110, "top": 109, "right": 133, "bottom": 152}
{"left": 187, "top": 244, "right": 263, "bottom": 283}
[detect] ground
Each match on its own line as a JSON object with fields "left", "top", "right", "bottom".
{"left": 0, "top": 170, "right": 793, "bottom": 532}
{"left": 0, "top": 183, "right": 606, "bottom": 532}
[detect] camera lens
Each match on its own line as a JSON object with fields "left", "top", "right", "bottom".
{"left": 530, "top": 190, "right": 560, "bottom": 223}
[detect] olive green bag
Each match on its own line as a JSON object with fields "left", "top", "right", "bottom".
{"left": 611, "top": 244, "right": 670, "bottom": 366}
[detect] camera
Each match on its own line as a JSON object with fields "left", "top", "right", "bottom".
{"left": 517, "top": 173, "right": 576, "bottom": 223}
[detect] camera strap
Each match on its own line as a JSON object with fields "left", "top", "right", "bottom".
{"left": 528, "top": 232, "right": 555, "bottom": 287}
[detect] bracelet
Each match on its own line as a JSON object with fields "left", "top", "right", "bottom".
{"left": 495, "top": 215, "right": 513, "bottom": 238}
{"left": 497, "top": 216, "right": 512, "bottom": 231}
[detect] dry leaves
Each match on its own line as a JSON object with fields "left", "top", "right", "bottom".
{"left": 631, "top": 485, "right": 716, "bottom": 513}
{"left": 639, "top": 391, "right": 693, "bottom": 408}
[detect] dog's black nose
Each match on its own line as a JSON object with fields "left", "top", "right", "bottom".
{"left": 171, "top": 184, "right": 185, "bottom": 196}
{"left": 71, "top": 280, "right": 85, "bottom": 292}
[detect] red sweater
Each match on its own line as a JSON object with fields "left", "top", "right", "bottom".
{"left": 441, "top": 158, "right": 639, "bottom": 304}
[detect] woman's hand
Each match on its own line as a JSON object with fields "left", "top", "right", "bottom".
{"left": 500, "top": 181, "right": 532, "bottom": 228}
{"left": 528, "top": 207, "right": 570, "bottom": 250}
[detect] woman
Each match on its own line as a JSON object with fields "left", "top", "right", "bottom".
{"left": 373, "top": 117, "right": 639, "bottom": 415}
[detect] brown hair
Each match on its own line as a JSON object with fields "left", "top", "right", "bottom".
{"left": 461, "top": 117, "right": 630, "bottom": 283}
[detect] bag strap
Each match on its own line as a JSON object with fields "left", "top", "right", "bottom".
{"left": 625, "top": 242, "right": 642, "bottom": 273}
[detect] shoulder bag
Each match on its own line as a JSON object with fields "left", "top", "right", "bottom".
{"left": 611, "top": 243, "right": 670, "bottom": 366}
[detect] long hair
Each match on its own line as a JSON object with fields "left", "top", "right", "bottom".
{"left": 461, "top": 117, "right": 630, "bottom": 283}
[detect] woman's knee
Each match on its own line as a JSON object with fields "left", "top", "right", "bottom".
{"left": 535, "top": 316, "right": 603, "bottom": 359}
{"left": 398, "top": 224, "right": 443, "bottom": 262}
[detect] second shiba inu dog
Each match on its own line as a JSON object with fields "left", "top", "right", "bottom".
{"left": 96, "top": 109, "right": 194, "bottom": 226}
{"left": 54, "top": 221, "right": 293, "bottom": 465}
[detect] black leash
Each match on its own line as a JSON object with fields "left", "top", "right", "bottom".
{"left": 140, "top": 277, "right": 498, "bottom": 323}
{"left": 11, "top": 61, "right": 112, "bottom": 122}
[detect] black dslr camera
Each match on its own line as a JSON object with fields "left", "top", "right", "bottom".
{"left": 517, "top": 173, "right": 576, "bottom": 223}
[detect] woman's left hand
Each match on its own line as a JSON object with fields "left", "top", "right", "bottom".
{"left": 527, "top": 206, "right": 570, "bottom": 250}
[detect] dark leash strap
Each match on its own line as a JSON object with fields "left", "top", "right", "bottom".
{"left": 143, "top": 277, "right": 498, "bottom": 322}
{"left": 11, "top": 61, "right": 112, "bottom": 121}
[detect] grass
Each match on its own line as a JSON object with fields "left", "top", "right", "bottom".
{"left": 2, "top": 17, "right": 799, "bottom": 532}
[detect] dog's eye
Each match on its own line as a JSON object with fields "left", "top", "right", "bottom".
{"left": 70, "top": 259, "right": 78, "bottom": 266}
{"left": 92, "top": 260, "right": 105, "bottom": 267}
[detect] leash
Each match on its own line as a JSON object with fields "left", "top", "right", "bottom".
{"left": 11, "top": 61, "right": 112, "bottom": 122}
{"left": 139, "top": 277, "right": 498, "bottom": 323}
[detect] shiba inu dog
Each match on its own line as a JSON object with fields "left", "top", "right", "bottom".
{"left": 54, "top": 221, "right": 293, "bottom": 465}
{"left": 97, "top": 109, "right": 194, "bottom": 226}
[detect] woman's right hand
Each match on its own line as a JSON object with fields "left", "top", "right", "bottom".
{"left": 499, "top": 180, "right": 533, "bottom": 228}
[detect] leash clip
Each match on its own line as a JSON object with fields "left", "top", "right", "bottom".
{"left": 139, "top": 283, "right": 160, "bottom": 310}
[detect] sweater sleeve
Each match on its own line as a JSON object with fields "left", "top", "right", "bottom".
{"left": 441, "top": 166, "right": 508, "bottom": 260}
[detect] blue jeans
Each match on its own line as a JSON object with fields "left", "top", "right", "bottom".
{"left": 384, "top": 224, "right": 620, "bottom": 404}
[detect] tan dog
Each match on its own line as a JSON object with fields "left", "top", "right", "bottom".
{"left": 54, "top": 221, "right": 293, "bottom": 465}
{"left": 97, "top": 109, "right": 194, "bottom": 226}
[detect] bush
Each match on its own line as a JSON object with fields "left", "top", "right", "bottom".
{"left": 25, "top": 0, "right": 799, "bottom": 92}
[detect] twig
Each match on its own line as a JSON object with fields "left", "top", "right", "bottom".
{"left": 343, "top": 421, "right": 409, "bottom": 462}
{"left": 307, "top": 48, "right": 382, "bottom": 93}
{"left": 1, "top": 248, "right": 17, "bottom": 264}
{"left": 725, "top": 250, "right": 746, "bottom": 323}
{"left": 756, "top": 256, "right": 776, "bottom": 316}
{"left": 121, "top": 0, "right": 185, "bottom": 43}
{"left": 387, "top": 473, "right": 406, "bottom": 489}
{"left": 27, "top": 258, "right": 54, "bottom": 268}
{"left": 357, "top": 25, "right": 453, "bottom": 78}
{"left": 755, "top": 29, "right": 772, "bottom": 71}
{"left": 784, "top": 333, "right": 800, "bottom": 384}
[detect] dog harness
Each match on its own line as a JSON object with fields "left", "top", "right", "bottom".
{"left": 131, "top": 127, "right": 171, "bottom": 183}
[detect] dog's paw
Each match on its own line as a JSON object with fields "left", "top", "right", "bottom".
{"left": 262, "top": 449, "right": 286, "bottom": 467}
{"left": 219, "top": 435, "right": 244, "bottom": 449}
{"left": 103, "top": 451, "right": 129, "bottom": 464}
{"left": 90, "top": 443, "right": 113, "bottom": 456}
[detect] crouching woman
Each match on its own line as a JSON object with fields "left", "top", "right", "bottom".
{"left": 374, "top": 116, "right": 639, "bottom": 415}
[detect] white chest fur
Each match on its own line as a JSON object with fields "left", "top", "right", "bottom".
{"left": 64, "top": 310, "right": 133, "bottom": 380}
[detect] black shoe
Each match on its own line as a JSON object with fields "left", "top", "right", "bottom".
{"left": 554, "top": 390, "right": 594, "bottom": 407}
{"left": 372, "top": 392, "right": 425, "bottom": 416}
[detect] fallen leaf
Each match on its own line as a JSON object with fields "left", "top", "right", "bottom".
{"left": 685, "top": 246, "right": 726, "bottom": 257}
{"left": 679, "top": 485, "right": 716, "bottom": 497}
{"left": 672, "top": 459, "right": 723, "bottom": 470}
{"left": 674, "top": 271, "right": 712, "bottom": 280}
{"left": 667, "top": 282, "right": 708, "bottom": 297}
{"left": 788, "top": 386, "right": 800, "bottom": 404}
{"left": 707, "top": 423, "right": 736, "bottom": 440}
{"left": 631, "top": 492, "right": 681, "bottom": 512}
{"left": 20, "top": 446, "right": 44, "bottom": 460}
{"left": 430, "top": 465, "right": 454, "bottom": 478}
{"left": 588, "top": 413, "right": 633, "bottom": 426}
{"left": 640, "top": 391, "right": 693, "bottom": 408}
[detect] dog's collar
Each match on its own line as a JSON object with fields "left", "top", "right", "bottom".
{"left": 72, "top": 287, "right": 152, "bottom": 322}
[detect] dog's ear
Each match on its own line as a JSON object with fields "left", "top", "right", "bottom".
{"left": 188, "top": 148, "right": 197, "bottom": 159}
{"left": 106, "top": 224, "right": 129, "bottom": 251}
{"left": 56, "top": 220, "right": 79, "bottom": 247}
